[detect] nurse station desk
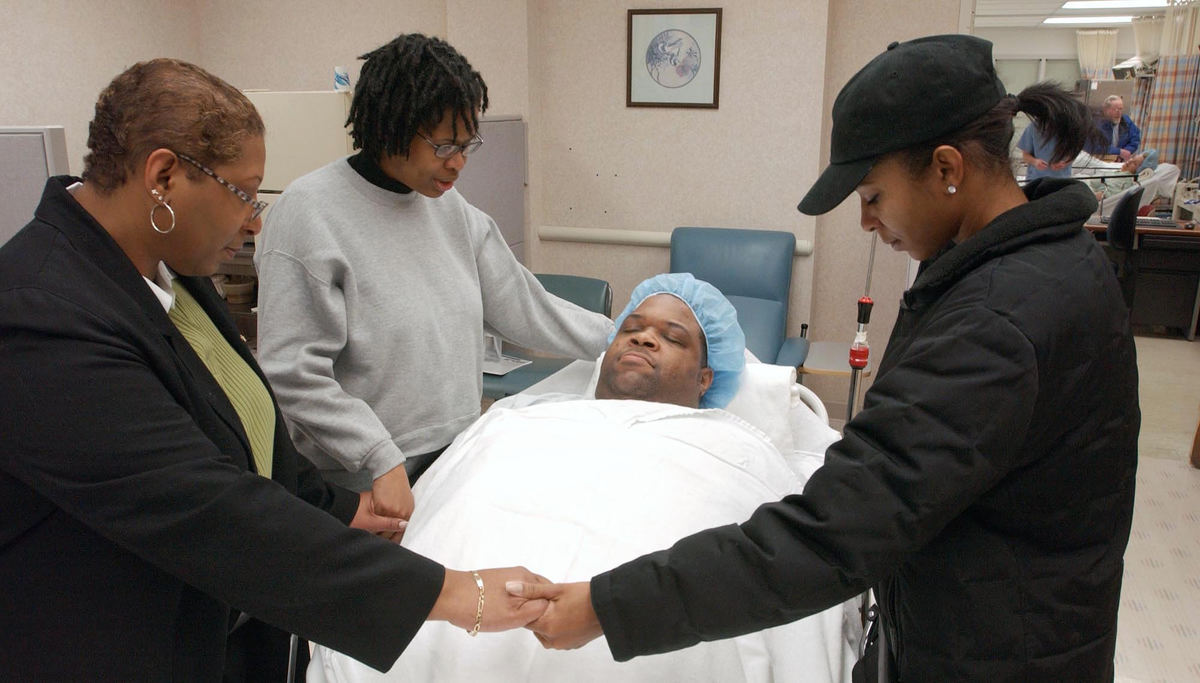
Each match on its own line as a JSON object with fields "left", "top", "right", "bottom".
{"left": 1087, "top": 219, "right": 1200, "bottom": 341}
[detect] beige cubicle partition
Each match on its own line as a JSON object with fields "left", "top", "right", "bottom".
{"left": 243, "top": 90, "right": 355, "bottom": 197}
{"left": 0, "top": 126, "right": 70, "bottom": 246}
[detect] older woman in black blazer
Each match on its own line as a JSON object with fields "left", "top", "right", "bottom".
{"left": 0, "top": 59, "right": 545, "bottom": 682}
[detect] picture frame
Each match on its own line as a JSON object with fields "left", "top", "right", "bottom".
{"left": 627, "top": 8, "right": 722, "bottom": 108}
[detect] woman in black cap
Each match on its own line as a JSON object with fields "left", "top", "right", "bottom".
{"left": 510, "top": 34, "right": 1138, "bottom": 682}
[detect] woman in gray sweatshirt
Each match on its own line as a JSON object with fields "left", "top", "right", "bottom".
{"left": 255, "top": 34, "right": 613, "bottom": 527}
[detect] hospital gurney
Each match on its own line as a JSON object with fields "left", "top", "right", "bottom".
{"left": 310, "top": 358, "right": 857, "bottom": 683}
{"left": 1070, "top": 153, "right": 1182, "bottom": 216}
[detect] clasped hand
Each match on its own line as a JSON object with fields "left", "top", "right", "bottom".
{"left": 506, "top": 580, "right": 604, "bottom": 650}
{"left": 347, "top": 464, "right": 415, "bottom": 542}
{"left": 429, "top": 568, "right": 554, "bottom": 632}
{"left": 429, "top": 573, "right": 605, "bottom": 648}
{"left": 349, "top": 489, "right": 408, "bottom": 542}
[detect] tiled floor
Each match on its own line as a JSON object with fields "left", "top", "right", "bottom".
{"left": 1115, "top": 335, "right": 1200, "bottom": 683}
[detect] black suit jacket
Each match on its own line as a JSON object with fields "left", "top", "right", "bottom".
{"left": 0, "top": 178, "right": 443, "bottom": 681}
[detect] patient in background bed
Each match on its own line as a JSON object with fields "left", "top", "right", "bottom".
{"left": 1073, "top": 148, "right": 1182, "bottom": 212}
{"left": 309, "top": 274, "right": 853, "bottom": 683}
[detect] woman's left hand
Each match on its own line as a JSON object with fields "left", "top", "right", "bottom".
{"left": 371, "top": 463, "right": 416, "bottom": 520}
{"left": 350, "top": 491, "right": 408, "bottom": 542}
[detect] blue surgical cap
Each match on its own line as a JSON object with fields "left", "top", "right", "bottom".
{"left": 609, "top": 273, "right": 745, "bottom": 409}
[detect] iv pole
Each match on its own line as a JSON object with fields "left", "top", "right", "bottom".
{"left": 846, "top": 233, "right": 877, "bottom": 423}
{"left": 852, "top": 233, "right": 887, "bottom": 682}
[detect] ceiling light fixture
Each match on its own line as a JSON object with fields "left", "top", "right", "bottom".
{"left": 1061, "top": 1, "right": 1167, "bottom": 9}
{"left": 1045, "top": 15, "right": 1135, "bottom": 24}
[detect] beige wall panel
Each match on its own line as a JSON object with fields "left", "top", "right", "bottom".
{"left": 447, "top": 0, "right": 530, "bottom": 118}
{"left": 526, "top": 0, "right": 829, "bottom": 334}
{"left": 196, "top": 0, "right": 445, "bottom": 92}
{"left": 538, "top": 240, "right": 670, "bottom": 316}
{"left": 0, "top": 1, "right": 202, "bottom": 175}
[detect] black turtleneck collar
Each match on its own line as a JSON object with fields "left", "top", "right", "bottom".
{"left": 347, "top": 152, "right": 413, "bottom": 194}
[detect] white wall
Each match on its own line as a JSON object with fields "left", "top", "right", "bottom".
{"left": 196, "top": 0, "right": 445, "bottom": 92}
{"left": 977, "top": 25, "right": 1137, "bottom": 60}
{"left": 446, "top": 0, "right": 530, "bottom": 118}
{"left": 529, "top": 0, "right": 827, "bottom": 330}
{"left": 0, "top": 0, "right": 201, "bottom": 174}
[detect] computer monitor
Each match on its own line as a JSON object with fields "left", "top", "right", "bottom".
{"left": 1, "top": 126, "right": 70, "bottom": 246}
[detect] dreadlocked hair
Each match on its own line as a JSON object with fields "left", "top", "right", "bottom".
{"left": 347, "top": 33, "right": 489, "bottom": 161}
{"left": 896, "top": 81, "right": 1098, "bottom": 176}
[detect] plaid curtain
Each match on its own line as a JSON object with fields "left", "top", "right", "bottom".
{"left": 1140, "top": 54, "right": 1200, "bottom": 178}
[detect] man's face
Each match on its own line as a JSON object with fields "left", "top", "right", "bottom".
{"left": 595, "top": 294, "right": 714, "bottom": 408}
{"left": 1106, "top": 99, "right": 1123, "bottom": 123}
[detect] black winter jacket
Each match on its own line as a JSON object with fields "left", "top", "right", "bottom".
{"left": 591, "top": 179, "right": 1139, "bottom": 682}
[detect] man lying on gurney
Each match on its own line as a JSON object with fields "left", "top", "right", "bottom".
{"left": 310, "top": 273, "right": 853, "bottom": 683}
{"left": 1072, "top": 148, "right": 1182, "bottom": 212}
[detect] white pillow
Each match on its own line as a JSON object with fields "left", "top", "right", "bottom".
{"left": 722, "top": 362, "right": 799, "bottom": 454}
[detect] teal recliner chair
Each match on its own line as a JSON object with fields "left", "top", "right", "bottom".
{"left": 482, "top": 273, "right": 613, "bottom": 400}
{"left": 669, "top": 227, "right": 809, "bottom": 368}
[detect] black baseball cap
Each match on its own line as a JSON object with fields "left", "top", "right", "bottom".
{"left": 798, "top": 34, "right": 1006, "bottom": 216}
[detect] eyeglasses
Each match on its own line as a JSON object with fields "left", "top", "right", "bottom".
{"left": 416, "top": 133, "right": 483, "bottom": 159}
{"left": 175, "top": 152, "right": 268, "bottom": 221}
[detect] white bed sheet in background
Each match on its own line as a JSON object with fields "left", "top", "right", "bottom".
{"left": 311, "top": 361, "right": 855, "bottom": 683}
{"left": 1071, "top": 154, "right": 1182, "bottom": 212}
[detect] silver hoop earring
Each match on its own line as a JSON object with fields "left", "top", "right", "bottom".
{"left": 150, "top": 189, "right": 176, "bottom": 235}
{"left": 947, "top": 185, "right": 958, "bottom": 195}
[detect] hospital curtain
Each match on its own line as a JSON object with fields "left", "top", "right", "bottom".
{"left": 1133, "top": 16, "right": 1163, "bottom": 63}
{"left": 1160, "top": 1, "right": 1200, "bottom": 56}
{"left": 1129, "top": 19, "right": 1160, "bottom": 124}
{"left": 1077, "top": 29, "right": 1118, "bottom": 79}
{"left": 1139, "top": 54, "right": 1200, "bottom": 178}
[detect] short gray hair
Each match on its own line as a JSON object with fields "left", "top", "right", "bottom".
{"left": 1103, "top": 95, "right": 1124, "bottom": 107}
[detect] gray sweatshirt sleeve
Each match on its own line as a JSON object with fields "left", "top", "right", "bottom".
{"left": 472, "top": 210, "right": 614, "bottom": 357}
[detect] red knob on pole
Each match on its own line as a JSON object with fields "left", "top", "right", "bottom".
{"left": 857, "top": 296, "right": 874, "bottom": 325}
{"left": 848, "top": 338, "right": 869, "bottom": 369}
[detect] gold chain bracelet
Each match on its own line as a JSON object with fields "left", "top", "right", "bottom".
{"left": 468, "top": 571, "right": 485, "bottom": 636}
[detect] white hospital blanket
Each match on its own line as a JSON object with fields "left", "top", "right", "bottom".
{"left": 1072, "top": 153, "right": 1182, "bottom": 210}
{"left": 310, "top": 399, "right": 851, "bottom": 683}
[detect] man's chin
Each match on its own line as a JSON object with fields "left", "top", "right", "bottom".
{"left": 595, "top": 373, "right": 657, "bottom": 402}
